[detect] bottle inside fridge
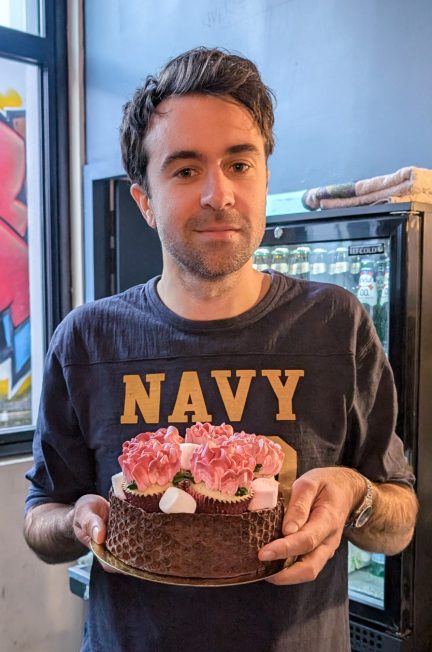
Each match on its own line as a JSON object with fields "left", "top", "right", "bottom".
{"left": 253, "top": 237, "right": 391, "bottom": 609}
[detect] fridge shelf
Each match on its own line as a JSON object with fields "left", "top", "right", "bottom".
{"left": 348, "top": 568, "right": 384, "bottom": 610}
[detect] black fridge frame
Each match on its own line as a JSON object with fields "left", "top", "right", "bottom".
{"left": 262, "top": 205, "right": 421, "bottom": 646}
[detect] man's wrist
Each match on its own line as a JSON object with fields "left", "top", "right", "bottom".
{"left": 24, "top": 503, "right": 86, "bottom": 563}
{"left": 338, "top": 468, "right": 368, "bottom": 509}
{"left": 344, "top": 471, "right": 375, "bottom": 529}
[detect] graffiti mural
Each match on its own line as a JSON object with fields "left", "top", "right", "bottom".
{"left": 0, "top": 89, "right": 31, "bottom": 427}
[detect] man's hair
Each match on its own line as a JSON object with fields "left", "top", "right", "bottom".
{"left": 120, "top": 46, "right": 275, "bottom": 193}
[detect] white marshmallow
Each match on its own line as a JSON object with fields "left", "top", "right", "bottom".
{"left": 159, "top": 487, "right": 197, "bottom": 514}
{"left": 179, "top": 443, "right": 200, "bottom": 470}
{"left": 248, "top": 477, "right": 279, "bottom": 511}
{"left": 111, "top": 472, "right": 126, "bottom": 500}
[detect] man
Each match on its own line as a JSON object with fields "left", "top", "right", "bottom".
{"left": 24, "top": 47, "right": 417, "bottom": 651}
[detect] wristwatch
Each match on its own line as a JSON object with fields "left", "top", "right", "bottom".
{"left": 345, "top": 475, "right": 374, "bottom": 528}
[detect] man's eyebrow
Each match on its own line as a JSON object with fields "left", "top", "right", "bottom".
{"left": 225, "top": 143, "right": 262, "bottom": 156}
{"left": 160, "top": 143, "right": 262, "bottom": 172}
{"left": 160, "top": 150, "right": 203, "bottom": 172}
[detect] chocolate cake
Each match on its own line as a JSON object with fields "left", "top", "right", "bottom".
{"left": 106, "top": 492, "right": 285, "bottom": 579}
{"left": 106, "top": 423, "right": 288, "bottom": 580}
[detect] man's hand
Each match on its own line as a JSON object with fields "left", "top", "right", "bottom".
{"left": 24, "top": 494, "right": 111, "bottom": 567}
{"left": 72, "top": 494, "right": 123, "bottom": 574}
{"left": 259, "top": 467, "right": 417, "bottom": 586}
{"left": 260, "top": 467, "right": 361, "bottom": 585}
{"left": 72, "top": 494, "right": 110, "bottom": 549}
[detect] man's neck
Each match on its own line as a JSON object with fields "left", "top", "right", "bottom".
{"left": 156, "top": 265, "right": 272, "bottom": 321}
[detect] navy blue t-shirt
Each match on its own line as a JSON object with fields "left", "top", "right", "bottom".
{"left": 26, "top": 272, "right": 414, "bottom": 652}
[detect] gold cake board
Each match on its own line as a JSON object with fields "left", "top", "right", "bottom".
{"left": 91, "top": 541, "right": 295, "bottom": 587}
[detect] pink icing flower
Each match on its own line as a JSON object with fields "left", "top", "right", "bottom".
{"left": 230, "top": 432, "right": 284, "bottom": 476}
{"left": 119, "top": 439, "right": 181, "bottom": 490}
{"left": 185, "top": 422, "right": 234, "bottom": 445}
{"left": 122, "top": 426, "right": 183, "bottom": 456}
{"left": 190, "top": 440, "right": 255, "bottom": 495}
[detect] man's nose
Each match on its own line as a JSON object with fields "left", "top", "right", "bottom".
{"left": 200, "top": 169, "right": 235, "bottom": 210}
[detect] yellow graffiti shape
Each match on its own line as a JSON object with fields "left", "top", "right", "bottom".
{"left": 0, "top": 89, "right": 23, "bottom": 110}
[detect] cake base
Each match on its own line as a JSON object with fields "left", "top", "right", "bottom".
{"left": 106, "top": 493, "right": 285, "bottom": 579}
{"left": 91, "top": 541, "right": 287, "bottom": 586}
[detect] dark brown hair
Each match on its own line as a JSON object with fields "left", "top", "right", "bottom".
{"left": 120, "top": 47, "right": 275, "bottom": 193}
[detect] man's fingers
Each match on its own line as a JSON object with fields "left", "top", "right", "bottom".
{"left": 265, "top": 541, "right": 336, "bottom": 586}
{"left": 73, "top": 518, "right": 106, "bottom": 547}
{"left": 73, "top": 495, "right": 110, "bottom": 548}
{"left": 260, "top": 505, "right": 339, "bottom": 562}
{"left": 282, "top": 476, "right": 320, "bottom": 535}
{"left": 260, "top": 529, "right": 319, "bottom": 561}
{"left": 261, "top": 467, "right": 361, "bottom": 584}
{"left": 73, "top": 515, "right": 106, "bottom": 538}
{"left": 91, "top": 520, "right": 107, "bottom": 544}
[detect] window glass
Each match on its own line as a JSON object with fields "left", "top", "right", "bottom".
{"left": 0, "top": 0, "right": 44, "bottom": 36}
{"left": 0, "top": 56, "right": 44, "bottom": 431}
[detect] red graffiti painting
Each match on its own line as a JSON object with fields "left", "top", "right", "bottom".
{"left": 0, "top": 117, "right": 29, "bottom": 329}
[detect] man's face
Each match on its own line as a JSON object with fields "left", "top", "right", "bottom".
{"left": 133, "top": 94, "right": 268, "bottom": 280}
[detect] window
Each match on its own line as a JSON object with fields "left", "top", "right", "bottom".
{"left": 0, "top": 0, "right": 70, "bottom": 455}
{"left": 0, "top": 0, "right": 44, "bottom": 36}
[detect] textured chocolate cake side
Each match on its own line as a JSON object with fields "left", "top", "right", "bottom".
{"left": 106, "top": 493, "right": 285, "bottom": 579}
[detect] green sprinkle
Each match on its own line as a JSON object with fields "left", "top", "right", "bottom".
{"left": 235, "top": 487, "right": 249, "bottom": 497}
{"left": 127, "top": 481, "right": 137, "bottom": 490}
{"left": 173, "top": 470, "right": 195, "bottom": 485}
{"left": 254, "top": 464, "right": 262, "bottom": 473}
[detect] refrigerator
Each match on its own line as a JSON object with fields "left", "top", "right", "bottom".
{"left": 258, "top": 202, "right": 432, "bottom": 652}
{"left": 99, "top": 185, "right": 431, "bottom": 651}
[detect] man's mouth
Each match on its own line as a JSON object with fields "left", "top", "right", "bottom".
{"left": 195, "top": 226, "right": 240, "bottom": 232}
{"left": 193, "top": 226, "right": 241, "bottom": 240}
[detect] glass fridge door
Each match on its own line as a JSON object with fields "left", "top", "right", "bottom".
{"left": 254, "top": 237, "right": 392, "bottom": 610}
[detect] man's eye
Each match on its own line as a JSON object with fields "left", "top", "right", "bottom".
{"left": 176, "top": 168, "right": 196, "bottom": 178}
{"left": 232, "top": 162, "right": 250, "bottom": 173}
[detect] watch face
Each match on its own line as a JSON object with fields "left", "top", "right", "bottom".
{"left": 355, "top": 506, "right": 373, "bottom": 528}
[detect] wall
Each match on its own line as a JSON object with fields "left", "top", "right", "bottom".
{"left": 84, "top": 0, "right": 432, "bottom": 193}
{"left": 0, "top": 458, "right": 85, "bottom": 651}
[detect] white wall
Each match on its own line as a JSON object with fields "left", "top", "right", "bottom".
{"left": 0, "top": 458, "right": 85, "bottom": 652}
{"left": 84, "top": 0, "right": 432, "bottom": 194}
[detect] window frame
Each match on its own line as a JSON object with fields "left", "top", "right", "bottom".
{"left": 0, "top": 0, "right": 70, "bottom": 456}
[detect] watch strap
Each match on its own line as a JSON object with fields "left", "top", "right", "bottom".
{"left": 345, "top": 475, "right": 374, "bottom": 528}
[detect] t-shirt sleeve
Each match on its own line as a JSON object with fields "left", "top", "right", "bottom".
{"left": 343, "top": 316, "right": 415, "bottom": 487}
{"left": 25, "top": 334, "right": 96, "bottom": 512}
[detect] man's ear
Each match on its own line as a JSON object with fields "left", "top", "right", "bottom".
{"left": 130, "top": 183, "right": 156, "bottom": 229}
